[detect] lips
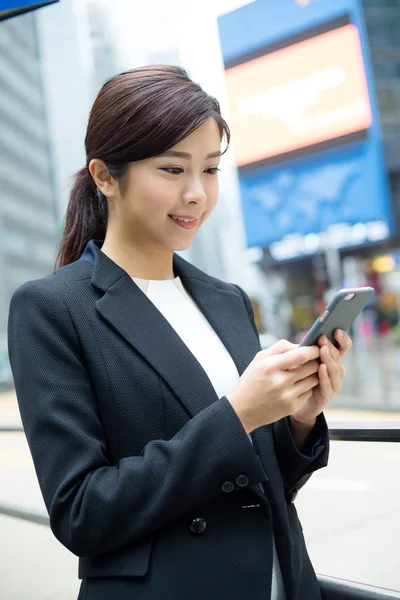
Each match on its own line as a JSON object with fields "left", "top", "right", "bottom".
{"left": 169, "top": 215, "right": 201, "bottom": 221}
{"left": 169, "top": 215, "right": 200, "bottom": 230}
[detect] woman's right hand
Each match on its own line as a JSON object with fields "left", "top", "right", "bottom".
{"left": 227, "top": 340, "right": 321, "bottom": 434}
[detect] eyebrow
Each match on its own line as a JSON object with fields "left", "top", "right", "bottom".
{"left": 157, "top": 150, "right": 222, "bottom": 159}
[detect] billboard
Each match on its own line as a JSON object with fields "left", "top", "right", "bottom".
{"left": 225, "top": 17, "right": 372, "bottom": 170}
{"left": 238, "top": 142, "right": 391, "bottom": 260}
{"left": 218, "top": 0, "right": 394, "bottom": 260}
{"left": 0, "top": 0, "right": 58, "bottom": 21}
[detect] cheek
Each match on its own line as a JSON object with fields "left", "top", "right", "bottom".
{"left": 206, "top": 180, "right": 219, "bottom": 211}
{"left": 129, "top": 175, "right": 176, "bottom": 216}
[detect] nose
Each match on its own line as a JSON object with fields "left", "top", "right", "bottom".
{"left": 181, "top": 178, "right": 207, "bottom": 206}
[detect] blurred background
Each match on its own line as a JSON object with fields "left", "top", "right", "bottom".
{"left": 1, "top": 0, "right": 400, "bottom": 598}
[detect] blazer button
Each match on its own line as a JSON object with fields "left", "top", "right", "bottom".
{"left": 189, "top": 518, "right": 207, "bottom": 535}
{"left": 222, "top": 481, "right": 235, "bottom": 493}
{"left": 236, "top": 474, "right": 249, "bottom": 487}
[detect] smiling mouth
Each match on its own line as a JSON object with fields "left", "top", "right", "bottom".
{"left": 168, "top": 215, "right": 200, "bottom": 230}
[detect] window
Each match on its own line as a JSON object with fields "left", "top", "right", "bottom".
{"left": 367, "top": 21, "right": 390, "bottom": 47}
{"left": 388, "top": 21, "right": 400, "bottom": 45}
{"left": 376, "top": 82, "right": 400, "bottom": 122}
{"left": 372, "top": 59, "right": 395, "bottom": 80}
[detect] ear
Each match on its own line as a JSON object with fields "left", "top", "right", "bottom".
{"left": 88, "top": 159, "right": 118, "bottom": 198}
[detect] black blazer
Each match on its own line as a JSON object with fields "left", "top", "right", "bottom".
{"left": 8, "top": 239, "right": 329, "bottom": 600}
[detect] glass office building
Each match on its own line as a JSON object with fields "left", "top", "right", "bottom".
{"left": 364, "top": 0, "right": 400, "bottom": 175}
{"left": 0, "top": 12, "right": 58, "bottom": 384}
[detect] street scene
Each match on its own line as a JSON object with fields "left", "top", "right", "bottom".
{"left": 1, "top": 0, "right": 400, "bottom": 599}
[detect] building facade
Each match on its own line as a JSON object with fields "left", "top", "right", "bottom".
{"left": 0, "top": 11, "right": 58, "bottom": 384}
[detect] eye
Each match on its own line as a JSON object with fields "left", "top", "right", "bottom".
{"left": 160, "top": 167, "right": 183, "bottom": 175}
{"left": 205, "top": 167, "right": 221, "bottom": 175}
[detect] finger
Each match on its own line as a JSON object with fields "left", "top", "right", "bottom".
{"left": 317, "top": 362, "right": 333, "bottom": 398}
{"left": 317, "top": 334, "right": 329, "bottom": 347}
{"left": 318, "top": 333, "right": 342, "bottom": 352}
{"left": 259, "top": 339, "right": 297, "bottom": 358}
{"left": 295, "top": 373, "right": 319, "bottom": 396}
{"left": 320, "top": 345, "right": 342, "bottom": 392}
{"left": 289, "top": 359, "right": 320, "bottom": 383}
{"left": 325, "top": 337, "right": 341, "bottom": 362}
{"left": 333, "top": 329, "right": 353, "bottom": 356}
{"left": 317, "top": 335, "right": 340, "bottom": 361}
{"left": 276, "top": 345, "right": 321, "bottom": 370}
{"left": 297, "top": 389, "right": 314, "bottom": 405}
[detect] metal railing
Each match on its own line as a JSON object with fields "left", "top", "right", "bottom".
{"left": 0, "top": 422, "right": 399, "bottom": 527}
{"left": 0, "top": 425, "right": 23, "bottom": 432}
{"left": 329, "top": 422, "right": 400, "bottom": 442}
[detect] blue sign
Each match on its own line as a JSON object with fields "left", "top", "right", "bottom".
{"left": 0, "top": 0, "right": 58, "bottom": 21}
{"left": 218, "top": 0, "right": 394, "bottom": 260}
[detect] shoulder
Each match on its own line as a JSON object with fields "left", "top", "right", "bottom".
{"left": 9, "top": 258, "right": 92, "bottom": 314}
{"left": 176, "top": 253, "right": 246, "bottom": 298}
{"left": 7, "top": 264, "right": 91, "bottom": 370}
{"left": 178, "top": 256, "right": 257, "bottom": 329}
{"left": 176, "top": 254, "right": 255, "bottom": 324}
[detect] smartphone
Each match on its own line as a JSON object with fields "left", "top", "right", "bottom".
{"left": 299, "top": 287, "right": 375, "bottom": 347}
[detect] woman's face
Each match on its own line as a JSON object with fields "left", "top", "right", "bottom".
{"left": 112, "top": 118, "right": 222, "bottom": 252}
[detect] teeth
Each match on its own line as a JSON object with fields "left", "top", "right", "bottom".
{"left": 172, "top": 217, "right": 194, "bottom": 222}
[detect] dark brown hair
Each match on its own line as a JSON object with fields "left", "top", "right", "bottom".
{"left": 55, "top": 65, "right": 230, "bottom": 269}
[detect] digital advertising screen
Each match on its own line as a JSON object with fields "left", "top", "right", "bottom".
{"left": 225, "top": 16, "right": 372, "bottom": 170}
{"left": 218, "top": 0, "right": 394, "bottom": 260}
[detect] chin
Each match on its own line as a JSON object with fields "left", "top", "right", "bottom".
{"left": 172, "top": 240, "right": 195, "bottom": 251}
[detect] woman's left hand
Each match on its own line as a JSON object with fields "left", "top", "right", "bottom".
{"left": 291, "top": 329, "right": 352, "bottom": 426}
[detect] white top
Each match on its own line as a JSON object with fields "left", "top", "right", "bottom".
{"left": 132, "top": 275, "right": 286, "bottom": 600}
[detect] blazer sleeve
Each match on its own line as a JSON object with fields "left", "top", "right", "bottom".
{"left": 232, "top": 284, "right": 329, "bottom": 491}
{"left": 7, "top": 280, "right": 267, "bottom": 558}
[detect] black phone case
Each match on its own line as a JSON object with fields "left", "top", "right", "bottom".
{"left": 299, "top": 287, "right": 375, "bottom": 347}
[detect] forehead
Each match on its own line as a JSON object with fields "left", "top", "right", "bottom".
{"left": 172, "top": 119, "right": 221, "bottom": 152}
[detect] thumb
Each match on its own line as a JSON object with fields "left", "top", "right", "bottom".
{"left": 260, "top": 339, "right": 297, "bottom": 358}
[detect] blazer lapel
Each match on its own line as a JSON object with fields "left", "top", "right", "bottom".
{"left": 174, "top": 257, "right": 260, "bottom": 379}
{"left": 83, "top": 240, "right": 259, "bottom": 420}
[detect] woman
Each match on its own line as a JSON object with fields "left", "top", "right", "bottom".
{"left": 8, "top": 65, "right": 351, "bottom": 600}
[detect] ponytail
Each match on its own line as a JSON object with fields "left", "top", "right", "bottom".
{"left": 55, "top": 167, "right": 107, "bottom": 269}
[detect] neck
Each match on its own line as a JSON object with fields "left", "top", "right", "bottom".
{"left": 100, "top": 236, "right": 175, "bottom": 280}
